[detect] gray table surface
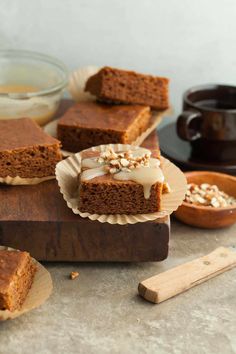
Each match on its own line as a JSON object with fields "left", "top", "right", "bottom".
{"left": 1, "top": 219, "right": 236, "bottom": 354}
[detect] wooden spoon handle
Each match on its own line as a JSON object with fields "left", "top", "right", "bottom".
{"left": 138, "top": 247, "right": 236, "bottom": 304}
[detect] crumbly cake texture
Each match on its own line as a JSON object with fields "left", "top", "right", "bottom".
{"left": 79, "top": 176, "right": 163, "bottom": 214}
{"left": 0, "top": 250, "right": 37, "bottom": 311}
{"left": 85, "top": 66, "right": 169, "bottom": 110}
{"left": 78, "top": 149, "right": 163, "bottom": 214}
{"left": 57, "top": 102, "right": 151, "bottom": 152}
{"left": 0, "top": 118, "right": 62, "bottom": 178}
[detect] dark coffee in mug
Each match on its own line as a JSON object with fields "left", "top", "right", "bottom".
{"left": 177, "top": 84, "right": 236, "bottom": 162}
{"left": 196, "top": 99, "right": 236, "bottom": 110}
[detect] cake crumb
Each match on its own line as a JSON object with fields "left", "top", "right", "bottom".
{"left": 70, "top": 271, "right": 79, "bottom": 280}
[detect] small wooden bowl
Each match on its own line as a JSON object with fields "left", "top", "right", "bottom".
{"left": 174, "top": 171, "right": 236, "bottom": 229}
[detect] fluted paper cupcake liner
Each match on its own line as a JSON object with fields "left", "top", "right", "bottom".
{"left": 0, "top": 175, "right": 55, "bottom": 186}
{"left": 55, "top": 144, "right": 187, "bottom": 225}
{"left": 0, "top": 246, "right": 53, "bottom": 321}
{"left": 68, "top": 66, "right": 100, "bottom": 102}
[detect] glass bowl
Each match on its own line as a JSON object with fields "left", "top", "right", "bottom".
{"left": 0, "top": 50, "right": 68, "bottom": 125}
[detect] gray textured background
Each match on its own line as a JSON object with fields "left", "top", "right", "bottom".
{"left": 1, "top": 0, "right": 236, "bottom": 114}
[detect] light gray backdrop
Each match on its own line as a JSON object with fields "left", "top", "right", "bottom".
{"left": 1, "top": 0, "right": 235, "bottom": 115}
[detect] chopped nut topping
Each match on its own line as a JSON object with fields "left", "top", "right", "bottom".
{"left": 96, "top": 147, "right": 152, "bottom": 174}
{"left": 185, "top": 183, "right": 236, "bottom": 208}
{"left": 120, "top": 158, "right": 129, "bottom": 167}
{"left": 70, "top": 271, "right": 79, "bottom": 280}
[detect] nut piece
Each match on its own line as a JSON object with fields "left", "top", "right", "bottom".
{"left": 120, "top": 158, "right": 129, "bottom": 167}
{"left": 163, "top": 182, "right": 171, "bottom": 194}
{"left": 70, "top": 271, "right": 79, "bottom": 280}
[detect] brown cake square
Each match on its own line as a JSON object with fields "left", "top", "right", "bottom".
{"left": 0, "top": 250, "right": 36, "bottom": 311}
{"left": 57, "top": 101, "right": 151, "bottom": 152}
{"left": 0, "top": 118, "right": 62, "bottom": 178}
{"left": 85, "top": 66, "right": 169, "bottom": 110}
{"left": 78, "top": 147, "right": 164, "bottom": 214}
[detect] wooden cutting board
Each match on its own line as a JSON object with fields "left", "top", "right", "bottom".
{"left": 0, "top": 101, "right": 170, "bottom": 262}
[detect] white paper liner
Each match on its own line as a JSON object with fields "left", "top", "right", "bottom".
{"left": 0, "top": 246, "right": 53, "bottom": 321}
{"left": 55, "top": 144, "right": 187, "bottom": 225}
{"left": 0, "top": 175, "right": 55, "bottom": 186}
{"left": 44, "top": 108, "right": 170, "bottom": 157}
{"left": 68, "top": 66, "right": 100, "bottom": 102}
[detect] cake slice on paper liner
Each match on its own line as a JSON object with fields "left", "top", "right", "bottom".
{"left": 55, "top": 144, "right": 187, "bottom": 225}
{"left": 0, "top": 246, "right": 53, "bottom": 321}
{"left": 45, "top": 65, "right": 172, "bottom": 157}
{"left": 69, "top": 65, "right": 169, "bottom": 110}
{"left": 0, "top": 118, "right": 62, "bottom": 186}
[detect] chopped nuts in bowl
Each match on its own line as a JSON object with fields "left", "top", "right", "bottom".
{"left": 185, "top": 183, "right": 236, "bottom": 208}
{"left": 174, "top": 171, "right": 236, "bottom": 229}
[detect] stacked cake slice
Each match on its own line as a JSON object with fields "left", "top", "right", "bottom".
{"left": 58, "top": 66, "right": 169, "bottom": 152}
{"left": 57, "top": 102, "right": 151, "bottom": 152}
{"left": 85, "top": 66, "right": 169, "bottom": 110}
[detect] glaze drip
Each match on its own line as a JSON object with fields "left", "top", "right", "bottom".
{"left": 114, "top": 167, "right": 164, "bottom": 199}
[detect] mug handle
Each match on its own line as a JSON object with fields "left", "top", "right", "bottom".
{"left": 177, "top": 110, "right": 202, "bottom": 141}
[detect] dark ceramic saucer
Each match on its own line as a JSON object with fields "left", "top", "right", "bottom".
{"left": 158, "top": 122, "right": 236, "bottom": 175}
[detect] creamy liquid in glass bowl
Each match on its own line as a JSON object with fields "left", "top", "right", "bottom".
{"left": 0, "top": 85, "right": 38, "bottom": 93}
{"left": 0, "top": 50, "right": 68, "bottom": 125}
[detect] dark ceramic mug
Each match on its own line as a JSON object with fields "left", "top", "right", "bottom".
{"left": 177, "top": 84, "right": 236, "bottom": 162}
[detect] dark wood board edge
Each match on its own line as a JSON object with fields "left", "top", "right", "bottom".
{"left": 0, "top": 217, "right": 170, "bottom": 262}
